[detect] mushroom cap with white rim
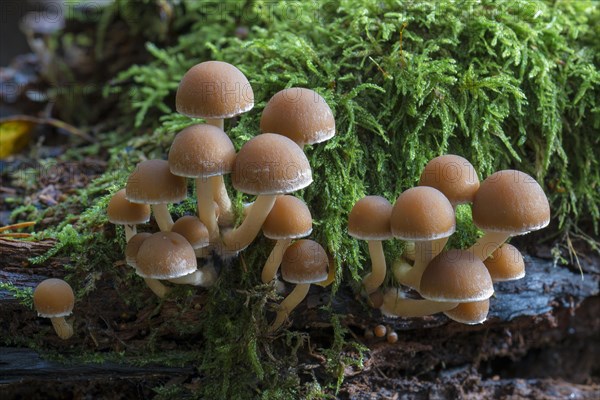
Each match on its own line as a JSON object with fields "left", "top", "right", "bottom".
{"left": 33, "top": 278, "right": 75, "bottom": 318}
{"left": 484, "top": 243, "right": 525, "bottom": 281}
{"left": 107, "top": 189, "right": 151, "bottom": 225}
{"left": 418, "top": 154, "right": 480, "bottom": 206}
{"left": 171, "top": 216, "right": 209, "bottom": 249}
{"left": 136, "top": 232, "right": 197, "bottom": 279}
{"left": 263, "top": 195, "right": 312, "bottom": 240}
{"left": 281, "top": 239, "right": 329, "bottom": 284}
{"left": 444, "top": 299, "right": 490, "bottom": 325}
{"left": 125, "top": 232, "right": 152, "bottom": 268}
{"left": 176, "top": 61, "right": 254, "bottom": 119}
{"left": 231, "top": 133, "right": 312, "bottom": 195}
{"left": 420, "top": 249, "right": 494, "bottom": 302}
{"left": 260, "top": 88, "right": 335, "bottom": 145}
{"left": 168, "top": 124, "right": 236, "bottom": 178}
{"left": 472, "top": 170, "right": 550, "bottom": 234}
{"left": 391, "top": 186, "right": 455, "bottom": 241}
{"left": 348, "top": 195, "right": 393, "bottom": 240}
{"left": 125, "top": 160, "right": 187, "bottom": 205}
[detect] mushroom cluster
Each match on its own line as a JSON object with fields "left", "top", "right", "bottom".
{"left": 349, "top": 155, "right": 550, "bottom": 324}
{"left": 104, "top": 61, "right": 335, "bottom": 331}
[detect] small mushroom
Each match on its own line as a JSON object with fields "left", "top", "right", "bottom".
{"left": 107, "top": 189, "right": 150, "bottom": 242}
{"left": 391, "top": 187, "right": 455, "bottom": 290}
{"left": 484, "top": 243, "right": 525, "bottom": 282}
{"left": 469, "top": 170, "right": 550, "bottom": 260}
{"left": 33, "top": 278, "right": 75, "bottom": 340}
{"left": 270, "top": 240, "right": 329, "bottom": 331}
{"left": 348, "top": 195, "right": 393, "bottom": 295}
{"left": 444, "top": 299, "right": 490, "bottom": 325}
{"left": 224, "top": 134, "right": 313, "bottom": 252}
{"left": 125, "top": 160, "right": 187, "bottom": 232}
{"left": 260, "top": 87, "right": 335, "bottom": 148}
{"left": 261, "top": 195, "right": 312, "bottom": 284}
{"left": 125, "top": 232, "right": 152, "bottom": 268}
{"left": 171, "top": 215, "right": 210, "bottom": 255}
{"left": 169, "top": 124, "right": 236, "bottom": 240}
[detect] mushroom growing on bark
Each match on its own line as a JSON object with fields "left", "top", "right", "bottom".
{"left": 484, "top": 243, "right": 525, "bottom": 282}
{"left": 33, "top": 278, "right": 75, "bottom": 340}
{"left": 107, "top": 189, "right": 150, "bottom": 242}
{"left": 260, "top": 87, "right": 335, "bottom": 148}
{"left": 224, "top": 134, "right": 312, "bottom": 252}
{"left": 169, "top": 124, "right": 236, "bottom": 240}
{"left": 125, "top": 160, "right": 187, "bottom": 232}
{"left": 348, "top": 195, "right": 393, "bottom": 295}
{"left": 391, "top": 187, "right": 455, "bottom": 290}
{"left": 261, "top": 195, "right": 312, "bottom": 284}
{"left": 469, "top": 170, "right": 550, "bottom": 261}
{"left": 270, "top": 239, "right": 329, "bottom": 331}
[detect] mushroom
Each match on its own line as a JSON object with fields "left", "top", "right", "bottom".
{"left": 125, "top": 232, "right": 152, "bottom": 268}
{"left": 171, "top": 215, "right": 210, "bottom": 255}
{"left": 483, "top": 243, "right": 525, "bottom": 282}
{"left": 106, "top": 189, "right": 150, "bottom": 242}
{"left": 135, "top": 232, "right": 211, "bottom": 298}
{"left": 418, "top": 154, "right": 480, "bottom": 210}
{"left": 125, "top": 160, "right": 187, "bottom": 232}
{"left": 223, "top": 134, "right": 313, "bottom": 252}
{"left": 419, "top": 249, "right": 495, "bottom": 303}
{"left": 33, "top": 278, "right": 75, "bottom": 340}
{"left": 390, "top": 187, "right": 455, "bottom": 290}
{"left": 168, "top": 124, "right": 236, "bottom": 239}
{"left": 260, "top": 87, "right": 335, "bottom": 148}
{"left": 270, "top": 239, "right": 329, "bottom": 331}
{"left": 176, "top": 60, "right": 254, "bottom": 130}
{"left": 347, "top": 195, "right": 393, "bottom": 295}
{"left": 469, "top": 170, "right": 550, "bottom": 261}
{"left": 444, "top": 299, "right": 490, "bottom": 325}
{"left": 261, "top": 195, "right": 312, "bottom": 284}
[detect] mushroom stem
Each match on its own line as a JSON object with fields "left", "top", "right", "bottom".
{"left": 205, "top": 118, "right": 224, "bottom": 130}
{"left": 468, "top": 230, "right": 511, "bottom": 261}
{"left": 361, "top": 240, "right": 386, "bottom": 295}
{"left": 143, "top": 278, "right": 170, "bottom": 298}
{"left": 262, "top": 238, "right": 293, "bottom": 283}
{"left": 403, "top": 241, "right": 416, "bottom": 261}
{"left": 380, "top": 288, "right": 458, "bottom": 318}
{"left": 50, "top": 317, "right": 73, "bottom": 340}
{"left": 124, "top": 225, "right": 137, "bottom": 242}
{"left": 196, "top": 177, "right": 219, "bottom": 242}
{"left": 168, "top": 266, "right": 217, "bottom": 287}
{"left": 212, "top": 175, "right": 234, "bottom": 227}
{"left": 395, "top": 237, "right": 449, "bottom": 290}
{"left": 152, "top": 204, "right": 174, "bottom": 232}
{"left": 223, "top": 194, "right": 277, "bottom": 252}
{"left": 270, "top": 283, "right": 310, "bottom": 331}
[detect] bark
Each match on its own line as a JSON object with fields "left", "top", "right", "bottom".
{"left": 1, "top": 237, "right": 599, "bottom": 399}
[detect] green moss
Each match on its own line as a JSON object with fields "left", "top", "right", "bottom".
{"left": 10, "top": 0, "right": 600, "bottom": 397}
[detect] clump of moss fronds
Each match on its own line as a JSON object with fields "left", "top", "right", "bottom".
{"left": 14, "top": 0, "right": 600, "bottom": 397}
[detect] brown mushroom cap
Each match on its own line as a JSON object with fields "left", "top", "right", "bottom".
{"left": 281, "top": 239, "right": 329, "bottom": 284}
{"left": 33, "top": 278, "right": 75, "bottom": 318}
{"left": 171, "top": 216, "right": 209, "bottom": 249}
{"left": 444, "top": 299, "right": 489, "bottom": 325}
{"left": 420, "top": 249, "right": 494, "bottom": 302}
{"left": 263, "top": 195, "right": 312, "bottom": 239}
{"left": 168, "top": 124, "right": 236, "bottom": 178}
{"left": 107, "top": 189, "right": 151, "bottom": 225}
{"left": 472, "top": 170, "right": 550, "bottom": 234}
{"left": 260, "top": 88, "right": 335, "bottom": 145}
{"left": 348, "top": 195, "right": 393, "bottom": 240}
{"left": 126, "top": 160, "right": 187, "bottom": 204}
{"left": 231, "top": 133, "right": 312, "bottom": 195}
{"left": 136, "top": 232, "right": 197, "bottom": 279}
{"left": 176, "top": 61, "right": 254, "bottom": 119}
{"left": 418, "top": 154, "right": 480, "bottom": 205}
{"left": 125, "top": 232, "right": 152, "bottom": 267}
{"left": 484, "top": 243, "right": 525, "bottom": 281}
{"left": 391, "top": 187, "right": 455, "bottom": 241}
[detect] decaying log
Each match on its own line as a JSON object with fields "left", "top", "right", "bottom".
{"left": 1, "top": 237, "right": 598, "bottom": 398}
